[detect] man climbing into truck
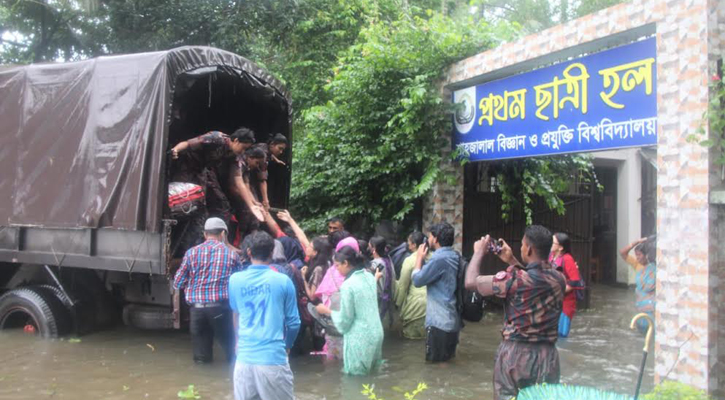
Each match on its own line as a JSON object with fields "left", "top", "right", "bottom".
{"left": 171, "top": 127, "right": 264, "bottom": 242}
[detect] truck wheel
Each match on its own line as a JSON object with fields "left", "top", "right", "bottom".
{"left": 122, "top": 304, "right": 174, "bottom": 330}
{"left": 0, "top": 287, "right": 72, "bottom": 338}
{"left": 37, "top": 284, "right": 74, "bottom": 309}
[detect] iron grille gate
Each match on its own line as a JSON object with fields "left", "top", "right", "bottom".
{"left": 462, "top": 190, "right": 594, "bottom": 309}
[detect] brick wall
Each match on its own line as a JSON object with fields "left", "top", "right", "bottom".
{"left": 432, "top": 0, "right": 721, "bottom": 392}
{"left": 708, "top": 0, "right": 725, "bottom": 396}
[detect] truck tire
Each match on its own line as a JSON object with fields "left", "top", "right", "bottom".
{"left": 0, "top": 287, "right": 72, "bottom": 338}
{"left": 37, "top": 284, "right": 74, "bottom": 309}
{"left": 122, "top": 304, "right": 174, "bottom": 330}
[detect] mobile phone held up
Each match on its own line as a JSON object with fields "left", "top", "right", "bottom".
{"left": 488, "top": 239, "right": 504, "bottom": 254}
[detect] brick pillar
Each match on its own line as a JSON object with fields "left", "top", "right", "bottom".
{"left": 653, "top": 0, "right": 715, "bottom": 391}
{"left": 708, "top": 0, "right": 725, "bottom": 396}
{"left": 422, "top": 133, "right": 464, "bottom": 252}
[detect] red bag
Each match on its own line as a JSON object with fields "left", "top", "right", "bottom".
{"left": 168, "top": 182, "right": 205, "bottom": 217}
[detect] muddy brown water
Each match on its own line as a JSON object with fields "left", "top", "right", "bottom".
{"left": 0, "top": 285, "right": 653, "bottom": 400}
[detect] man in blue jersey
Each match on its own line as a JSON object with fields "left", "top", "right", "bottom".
{"left": 229, "top": 231, "right": 301, "bottom": 400}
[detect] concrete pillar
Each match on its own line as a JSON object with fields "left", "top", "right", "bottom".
{"left": 616, "top": 150, "right": 642, "bottom": 285}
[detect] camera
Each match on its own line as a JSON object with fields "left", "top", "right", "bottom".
{"left": 488, "top": 238, "right": 504, "bottom": 254}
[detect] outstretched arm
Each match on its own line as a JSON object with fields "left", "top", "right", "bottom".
{"left": 495, "top": 239, "right": 522, "bottom": 268}
{"left": 230, "top": 175, "right": 264, "bottom": 222}
{"left": 465, "top": 236, "right": 491, "bottom": 291}
{"left": 170, "top": 141, "right": 190, "bottom": 159}
{"left": 277, "top": 210, "right": 310, "bottom": 251}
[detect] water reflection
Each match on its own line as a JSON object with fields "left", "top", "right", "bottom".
{"left": 0, "top": 285, "right": 653, "bottom": 400}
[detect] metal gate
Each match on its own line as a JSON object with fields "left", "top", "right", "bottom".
{"left": 463, "top": 183, "right": 594, "bottom": 308}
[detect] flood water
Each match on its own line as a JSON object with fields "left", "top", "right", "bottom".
{"left": 0, "top": 285, "right": 653, "bottom": 400}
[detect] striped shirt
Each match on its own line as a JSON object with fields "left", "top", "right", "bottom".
{"left": 173, "top": 239, "right": 242, "bottom": 304}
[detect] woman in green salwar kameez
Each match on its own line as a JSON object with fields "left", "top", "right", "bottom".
{"left": 395, "top": 232, "right": 427, "bottom": 339}
{"left": 316, "top": 245, "right": 384, "bottom": 376}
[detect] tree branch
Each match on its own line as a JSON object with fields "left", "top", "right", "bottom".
{"left": 0, "top": 37, "right": 30, "bottom": 48}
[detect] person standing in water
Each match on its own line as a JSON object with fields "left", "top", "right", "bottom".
{"left": 549, "top": 232, "right": 582, "bottom": 337}
{"left": 316, "top": 246, "right": 384, "bottom": 375}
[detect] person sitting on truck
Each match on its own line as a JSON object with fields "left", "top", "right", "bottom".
{"left": 173, "top": 217, "right": 242, "bottom": 364}
{"left": 170, "top": 127, "right": 264, "bottom": 225}
{"left": 251, "top": 133, "right": 289, "bottom": 212}
{"left": 234, "top": 146, "right": 286, "bottom": 238}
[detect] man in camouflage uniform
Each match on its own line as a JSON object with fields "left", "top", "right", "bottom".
{"left": 464, "top": 225, "right": 566, "bottom": 400}
{"left": 170, "top": 128, "right": 264, "bottom": 251}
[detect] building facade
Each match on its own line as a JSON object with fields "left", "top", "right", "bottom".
{"left": 425, "top": 0, "right": 725, "bottom": 393}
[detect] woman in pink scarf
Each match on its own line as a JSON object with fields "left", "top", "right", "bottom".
{"left": 314, "top": 236, "right": 359, "bottom": 359}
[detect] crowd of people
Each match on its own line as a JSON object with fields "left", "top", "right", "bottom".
{"left": 167, "top": 130, "right": 657, "bottom": 400}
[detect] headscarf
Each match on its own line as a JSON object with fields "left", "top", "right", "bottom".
{"left": 315, "top": 266, "right": 346, "bottom": 307}
{"left": 279, "top": 236, "right": 304, "bottom": 264}
{"left": 335, "top": 237, "right": 359, "bottom": 253}
{"left": 272, "top": 240, "right": 286, "bottom": 264}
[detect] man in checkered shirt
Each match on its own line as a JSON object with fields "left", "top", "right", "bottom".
{"left": 464, "top": 225, "right": 566, "bottom": 400}
{"left": 174, "top": 217, "right": 242, "bottom": 364}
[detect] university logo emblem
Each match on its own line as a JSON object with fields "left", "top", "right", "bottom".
{"left": 454, "top": 87, "right": 476, "bottom": 134}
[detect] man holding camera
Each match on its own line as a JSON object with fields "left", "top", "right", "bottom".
{"left": 464, "top": 226, "right": 566, "bottom": 400}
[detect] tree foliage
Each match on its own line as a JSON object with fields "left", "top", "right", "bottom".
{"left": 1, "top": 0, "right": 613, "bottom": 233}
{"left": 471, "top": 0, "right": 625, "bottom": 34}
{"left": 289, "top": 10, "right": 515, "bottom": 230}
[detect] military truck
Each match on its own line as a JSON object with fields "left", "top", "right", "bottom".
{"left": 0, "top": 47, "right": 291, "bottom": 337}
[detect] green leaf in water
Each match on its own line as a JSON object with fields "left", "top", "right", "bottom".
{"left": 178, "top": 385, "right": 201, "bottom": 399}
{"left": 123, "top": 385, "right": 130, "bottom": 391}
{"left": 68, "top": 338, "right": 82, "bottom": 343}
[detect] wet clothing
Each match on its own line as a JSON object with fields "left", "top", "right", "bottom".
{"left": 234, "top": 362, "right": 294, "bottom": 400}
{"left": 253, "top": 143, "right": 271, "bottom": 181}
{"left": 273, "top": 262, "right": 313, "bottom": 328}
{"left": 635, "top": 262, "right": 656, "bottom": 314}
{"left": 493, "top": 340, "right": 560, "bottom": 400}
{"left": 395, "top": 253, "right": 427, "bottom": 339}
{"left": 279, "top": 236, "right": 305, "bottom": 265}
{"left": 190, "top": 305, "right": 235, "bottom": 363}
{"left": 476, "top": 262, "right": 566, "bottom": 343}
{"left": 307, "top": 265, "right": 328, "bottom": 342}
{"left": 173, "top": 239, "right": 242, "bottom": 304}
{"left": 173, "top": 131, "right": 240, "bottom": 224}
{"left": 550, "top": 253, "right": 580, "bottom": 318}
{"left": 370, "top": 257, "right": 396, "bottom": 326}
{"left": 625, "top": 255, "right": 656, "bottom": 334}
{"left": 476, "top": 261, "right": 565, "bottom": 400}
{"left": 412, "top": 246, "right": 461, "bottom": 333}
{"left": 425, "top": 326, "right": 458, "bottom": 362}
{"left": 331, "top": 269, "right": 384, "bottom": 375}
{"left": 316, "top": 266, "right": 346, "bottom": 359}
{"left": 228, "top": 265, "right": 301, "bottom": 365}
{"left": 186, "top": 131, "right": 238, "bottom": 168}
{"left": 635, "top": 262, "right": 656, "bottom": 335}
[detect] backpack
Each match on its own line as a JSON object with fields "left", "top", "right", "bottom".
{"left": 552, "top": 255, "right": 586, "bottom": 302}
{"left": 455, "top": 253, "right": 486, "bottom": 323}
{"left": 388, "top": 242, "right": 410, "bottom": 277}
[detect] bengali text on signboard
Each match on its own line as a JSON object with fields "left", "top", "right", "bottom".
{"left": 452, "top": 37, "right": 657, "bottom": 161}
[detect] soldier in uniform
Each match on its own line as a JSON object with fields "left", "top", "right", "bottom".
{"left": 233, "top": 145, "right": 285, "bottom": 238}
{"left": 171, "top": 127, "right": 264, "bottom": 225}
{"left": 169, "top": 128, "right": 264, "bottom": 253}
{"left": 464, "top": 225, "right": 566, "bottom": 400}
